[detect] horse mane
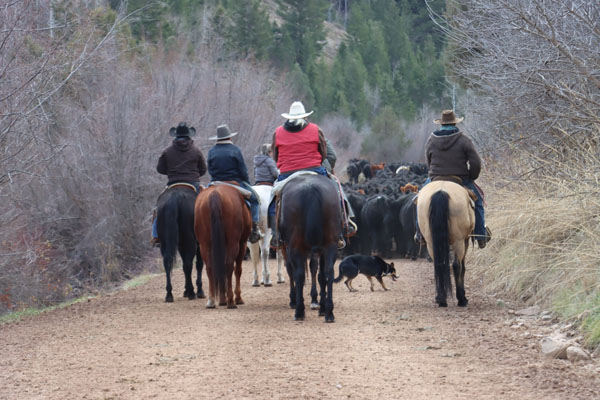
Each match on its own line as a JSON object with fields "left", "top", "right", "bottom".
{"left": 209, "top": 191, "right": 227, "bottom": 299}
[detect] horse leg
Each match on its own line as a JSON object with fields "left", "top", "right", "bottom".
{"left": 203, "top": 249, "right": 216, "bottom": 308}
{"left": 277, "top": 248, "right": 285, "bottom": 284}
{"left": 317, "top": 254, "right": 326, "bottom": 316}
{"left": 290, "top": 250, "right": 306, "bottom": 321}
{"left": 453, "top": 240, "right": 468, "bottom": 307}
{"left": 234, "top": 248, "right": 245, "bottom": 306}
{"left": 180, "top": 244, "right": 196, "bottom": 300}
{"left": 249, "top": 241, "right": 260, "bottom": 287}
{"left": 261, "top": 238, "right": 272, "bottom": 287}
{"left": 195, "top": 246, "right": 205, "bottom": 299}
{"left": 309, "top": 254, "right": 319, "bottom": 310}
{"left": 162, "top": 252, "right": 174, "bottom": 303}
{"left": 322, "top": 245, "right": 337, "bottom": 323}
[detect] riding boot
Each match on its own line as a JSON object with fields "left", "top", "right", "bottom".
{"left": 249, "top": 222, "right": 261, "bottom": 244}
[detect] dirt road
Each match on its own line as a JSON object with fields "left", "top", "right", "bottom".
{"left": 1, "top": 258, "right": 598, "bottom": 399}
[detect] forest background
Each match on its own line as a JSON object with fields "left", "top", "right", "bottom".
{"left": 1, "top": 0, "right": 599, "bottom": 348}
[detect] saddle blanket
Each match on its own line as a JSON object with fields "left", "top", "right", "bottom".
{"left": 208, "top": 181, "right": 252, "bottom": 198}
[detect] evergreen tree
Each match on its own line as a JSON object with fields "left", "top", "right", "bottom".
{"left": 227, "top": 0, "right": 273, "bottom": 60}
{"left": 276, "top": 0, "right": 328, "bottom": 69}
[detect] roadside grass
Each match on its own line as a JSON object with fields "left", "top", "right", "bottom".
{"left": 470, "top": 170, "right": 600, "bottom": 350}
{"left": 0, "top": 272, "right": 160, "bottom": 325}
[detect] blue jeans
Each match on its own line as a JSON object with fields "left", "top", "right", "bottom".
{"left": 268, "top": 166, "right": 328, "bottom": 216}
{"left": 239, "top": 181, "right": 260, "bottom": 223}
{"left": 416, "top": 178, "right": 486, "bottom": 240}
{"left": 152, "top": 182, "right": 201, "bottom": 239}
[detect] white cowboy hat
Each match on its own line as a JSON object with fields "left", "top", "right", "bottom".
{"left": 281, "top": 101, "right": 314, "bottom": 120}
{"left": 209, "top": 124, "right": 238, "bottom": 140}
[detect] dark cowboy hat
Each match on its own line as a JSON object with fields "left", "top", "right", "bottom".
{"left": 209, "top": 124, "right": 238, "bottom": 140}
{"left": 434, "top": 110, "right": 464, "bottom": 125}
{"left": 169, "top": 122, "right": 197, "bottom": 137}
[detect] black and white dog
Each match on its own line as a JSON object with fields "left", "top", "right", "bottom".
{"left": 333, "top": 255, "right": 397, "bottom": 292}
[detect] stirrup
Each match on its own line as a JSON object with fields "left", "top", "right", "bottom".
{"left": 343, "top": 219, "right": 358, "bottom": 238}
{"left": 337, "top": 237, "right": 346, "bottom": 249}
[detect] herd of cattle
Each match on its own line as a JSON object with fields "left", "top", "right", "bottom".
{"left": 342, "top": 159, "right": 429, "bottom": 260}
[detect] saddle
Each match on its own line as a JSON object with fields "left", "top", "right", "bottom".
{"left": 159, "top": 182, "right": 200, "bottom": 197}
{"left": 209, "top": 181, "right": 252, "bottom": 198}
{"left": 431, "top": 175, "right": 478, "bottom": 205}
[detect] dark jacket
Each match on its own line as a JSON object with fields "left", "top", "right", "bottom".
{"left": 207, "top": 142, "right": 250, "bottom": 183}
{"left": 157, "top": 137, "right": 207, "bottom": 185}
{"left": 253, "top": 154, "right": 278, "bottom": 183}
{"left": 425, "top": 127, "right": 481, "bottom": 181}
{"left": 322, "top": 138, "right": 337, "bottom": 173}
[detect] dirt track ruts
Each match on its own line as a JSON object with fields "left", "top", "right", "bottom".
{"left": 1, "top": 257, "right": 598, "bottom": 399}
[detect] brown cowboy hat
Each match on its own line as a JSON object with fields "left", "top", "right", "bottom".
{"left": 434, "top": 110, "right": 464, "bottom": 125}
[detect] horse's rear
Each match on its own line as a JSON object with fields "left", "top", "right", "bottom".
{"left": 248, "top": 184, "right": 285, "bottom": 287}
{"left": 417, "top": 181, "right": 475, "bottom": 307}
{"left": 157, "top": 186, "right": 204, "bottom": 302}
{"left": 194, "top": 185, "right": 251, "bottom": 308}
{"left": 279, "top": 174, "right": 341, "bottom": 322}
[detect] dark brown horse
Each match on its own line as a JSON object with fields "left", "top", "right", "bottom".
{"left": 156, "top": 185, "right": 204, "bottom": 303}
{"left": 194, "top": 185, "right": 251, "bottom": 308}
{"left": 278, "top": 174, "right": 341, "bottom": 322}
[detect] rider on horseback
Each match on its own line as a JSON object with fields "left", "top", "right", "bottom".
{"left": 270, "top": 101, "right": 356, "bottom": 248}
{"left": 415, "top": 110, "right": 490, "bottom": 249}
{"left": 207, "top": 124, "right": 262, "bottom": 244}
{"left": 151, "top": 122, "right": 207, "bottom": 247}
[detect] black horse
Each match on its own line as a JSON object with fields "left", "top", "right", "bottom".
{"left": 278, "top": 174, "right": 341, "bottom": 322}
{"left": 156, "top": 185, "right": 204, "bottom": 302}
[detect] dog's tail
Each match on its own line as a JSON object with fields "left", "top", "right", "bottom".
{"left": 333, "top": 262, "right": 345, "bottom": 283}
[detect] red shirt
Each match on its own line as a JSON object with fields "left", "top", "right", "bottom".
{"left": 275, "top": 123, "right": 323, "bottom": 173}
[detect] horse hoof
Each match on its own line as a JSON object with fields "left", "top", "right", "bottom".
{"left": 197, "top": 291, "right": 206, "bottom": 299}
{"left": 458, "top": 300, "right": 468, "bottom": 307}
{"left": 165, "top": 295, "right": 174, "bottom": 303}
{"left": 289, "top": 302, "right": 296, "bottom": 309}
{"left": 294, "top": 315, "right": 305, "bottom": 321}
{"left": 325, "top": 315, "right": 335, "bottom": 323}
{"left": 206, "top": 300, "right": 215, "bottom": 308}
{"left": 277, "top": 279, "right": 285, "bottom": 284}
{"left": 252, "top": 281, "right": 260, "bottom": 287}
{"left": 264, "top": 282, "right": 273, "bottom": 287}
{"left": 235, "top": 298, "right": 244, "bottom": 305}
{"left": 227, "top": 304, "right": 238, "bottom": 309}
{"left": 310, "top": 303, "right": 319, "bottom": 310}
{"left": 438, "top": 302, "right": 448, "bottom": 307}
{"left": 187, "top": 294, "right": 196, "bottom": 300}
{"left": 219, "top": 301, "right": 227, "bottom": 306}
{"left": 318, "top": 310, "right": 325, "bottom": 317}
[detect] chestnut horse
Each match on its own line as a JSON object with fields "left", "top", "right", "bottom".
{"left": 278, "top": 174, "right": 341, "bottom": 322}
{"left": 416, "top": 180, "right": 475, "bottom": 307}
{"left": 194, "top": 185, "right": 251, "bottom": 308}
{"left": 156, "top": 185, "right": 204, "bottom": 302}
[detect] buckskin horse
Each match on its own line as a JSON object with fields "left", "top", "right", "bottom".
{"left": 278, "top": 174, "right": 341, "bottom": 322}
{"left": 156, "top": 184, "right": 204, "bottom": 302}
{"left": 416, "top": 180, "right": 476, "bottom": 307}
{"left": 194, "top": 184, "right": 251, "bottom": 308}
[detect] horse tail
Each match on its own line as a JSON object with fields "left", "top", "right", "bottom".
{"left": 429, "top": 190, "right": 452, "bottom": 297}
{"left": 209, "top": 191, "right": 226, "bottom": 299}
{"left": 303, "top": 186, "right": 323, "bottom": 249}
{"left": 159, "top": 195, "right": 179, "bottom": 269}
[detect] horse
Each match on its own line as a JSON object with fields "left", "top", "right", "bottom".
{"left": 278, "top": 174, "right": 341, "bottom": 322}
{"left": 416, "top": 180, "right": 476, "bottom": 307}
{"left": 248, "top": 184, "right": 285, "bottom": 287}
{"left": 194, "top": 184, "right": 251, "bottom": 308}
{"left": 156, "top": 185, "right": 204, "bottom": 303}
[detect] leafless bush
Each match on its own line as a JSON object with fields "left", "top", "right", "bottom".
{"left": 0, "top": 2, "right": 294, "bottom": 313}
{"left": 431, "top": 0, "right": 599, "bottom": 176}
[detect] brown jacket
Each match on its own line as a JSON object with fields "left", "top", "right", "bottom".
{"left": 157, "top": 137, "right": 207, "bottom": 184}
{"left": 425, "top": 128, "right": 481, "bottom": 181}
